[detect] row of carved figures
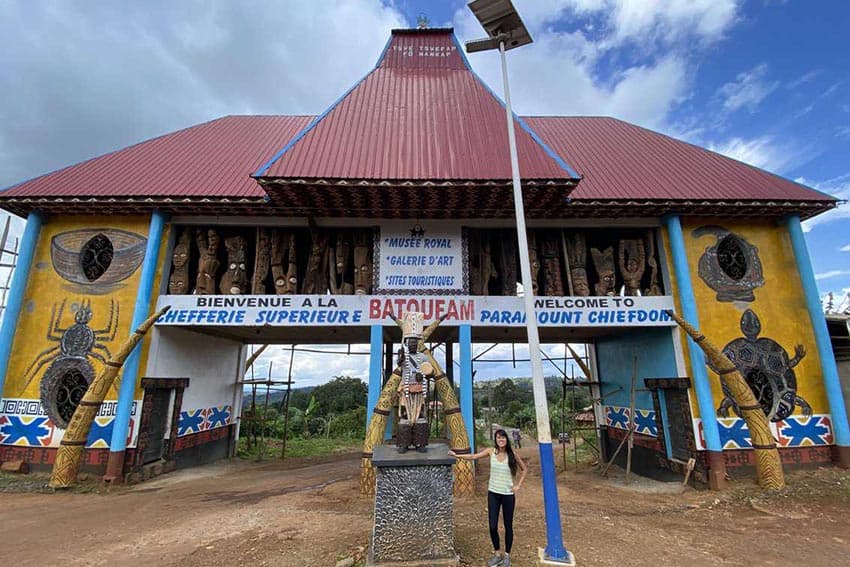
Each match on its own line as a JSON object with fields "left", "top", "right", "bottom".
{"left": 168, "top": 227, "right": 374, "bottom": 295}
{"left": 468, "top": 229, "right": 663, "bottom": 297}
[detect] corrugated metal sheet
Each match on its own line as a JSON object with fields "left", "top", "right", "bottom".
{"left": 525, "top": 116, "right": 833, "bottom": 203}
{"left": 0, "top": 115, "right": 311, "bottom": 199}
{"left": 260, "top": 29, "right": 576, "bottom": 181}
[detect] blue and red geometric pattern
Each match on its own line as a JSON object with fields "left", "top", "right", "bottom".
{"left": 604, "top": 405, "right": 657, "bottom": 437}
{"left": 0, "top": 415, "right": 53, "bottom": 446}
{"left": 633, "top": 409, "right": 658, "bottom": 436}
{"left": 777, "top": 415, "right": 833, "bottom": 447}
{"left": 177, "top": 405, "right": 232, "bottom": 437}
{"left": 717, "top": 417, "right": 752, "bottom": 449}
{"left": 605, "top": 406, "right": 630, "bottom": 430}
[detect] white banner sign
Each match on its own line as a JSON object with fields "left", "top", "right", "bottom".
{"left": 375, "top": 220, "right": 466, "bottom": 294}
{"left": 155, "top": 294, "right": 676, "bottom": 328}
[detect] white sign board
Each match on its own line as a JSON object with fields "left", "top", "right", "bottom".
{"left": 155, "top": 294, "right": 676, "bottom": 328}
{"left": 375, "top": 220, "right": 466, "bottom": 294}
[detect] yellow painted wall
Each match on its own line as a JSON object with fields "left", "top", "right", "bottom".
{"left": 3, "top": 215, "right": 166, "bottom": 404}
{"left": 673, "top": 218, "right": 828, "bottom": 420}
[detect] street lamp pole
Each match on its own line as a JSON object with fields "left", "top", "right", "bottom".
{"left": 466, "top": 1, "right": 574, "bottom": 563}
{"left": 498, "top": 40, "right": 573, "bottom": 566}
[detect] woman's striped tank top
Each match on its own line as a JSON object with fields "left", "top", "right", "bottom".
{"left": 488, "top": 450, "right": 514, "bottom": 495}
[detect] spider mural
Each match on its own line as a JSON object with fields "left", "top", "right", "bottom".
{"left": 21, "top": 298, "right": 119, "bottom": 429}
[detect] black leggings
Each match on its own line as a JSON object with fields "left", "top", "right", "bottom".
{"left": 487, "top": 491, "right": 516, "bottom": 553}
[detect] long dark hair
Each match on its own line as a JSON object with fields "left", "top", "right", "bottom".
{"left": 494, "top": 429, "right": 518, "bottom": 477}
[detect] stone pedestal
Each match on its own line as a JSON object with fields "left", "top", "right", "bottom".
{"left": 368, "top": 443, "right": 459, "bottom": 566}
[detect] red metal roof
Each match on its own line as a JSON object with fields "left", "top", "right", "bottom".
{"left": 256, "top": 29, "right": 578, "bottom": 182}
{"left": 0, "top": 115, "right": 311, "bottom": 199}
{"left": 525, "top": 116, "right": 834, "bottom": 203}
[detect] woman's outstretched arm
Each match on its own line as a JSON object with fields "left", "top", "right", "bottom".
{"left": 448, "top": 447, "right": 491, "bottom": 461}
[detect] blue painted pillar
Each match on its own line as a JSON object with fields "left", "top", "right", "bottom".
{"left": 367, "top": 324, "right": 383, "bottom": 427}
{"left": 0, "top": 211, "right": 44, "bottom": 399}
{"left": 786, "top": 215, "right": 850, "bottom": 466}
{"left": 459, "top": 325, "right": 474, "bottom": 450}
{"left": 663, "top": 215, "right": 727, "bottom": 488}
{"left": 106, "top": 210, "right": 167, "bottom": 480}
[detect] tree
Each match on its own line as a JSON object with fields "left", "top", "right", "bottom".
{"left": 492, "top": 379, "right": 517, "bottom": 412}
{"left": 312, "top": 376, "right": 368, "bottom": 415}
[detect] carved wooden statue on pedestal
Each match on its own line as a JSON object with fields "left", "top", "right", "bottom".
{"left": 396, "top": 312, "right": 435, "bottom": 453}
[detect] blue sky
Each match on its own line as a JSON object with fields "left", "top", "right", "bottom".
{"left": 1, "top": 0, "right": 848, "bottom": 384}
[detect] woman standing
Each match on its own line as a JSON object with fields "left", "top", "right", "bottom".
{"left": 449, "top": 429, "right": 527, "bottom": 567}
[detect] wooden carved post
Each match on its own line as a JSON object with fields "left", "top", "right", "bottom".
{"left": 528, "top": 230, "right": 540, "bottom": 295}
{"left": 329, "top": 230, "right": 353, "bottom": 295}
{"left": 301, "top": 230, "right": 330, "bottom": 294}
{"left": 270, "top": 230, "right": 298, "bottom": 294}
{"left": 665, "top": 310, "right": 785, "bottom": 489}
{"left": 220, "top": 235, "right": 248, "bottom": 295}
{"left": 564, "top": 232, "right": 590, "bottom": 296}
{"left": 541, "top": 232, "right": 565, "bottom": 296}
{"left": 618, "top": 239, "right": 646, "bottom": 296}
{"left": 591, "top": 246, "right": 616, "bottom": 296}
{"left": 353, "top": 230, "right": 373, "bottom": 295}
{"left": 644, "top": 230, "right": 663, "bottom": 296}
{"left": 194, "top": 228, "right": 220, "bottom": 295}
{"left": 499, "top": 230, "right": 518, "bottom": 296}
{"left": 168, "top": 228, "right": 191, "bottom": 295}
{"left": 49, "top": 306, "right": 170, "bottom": 488}
{"left": 252, "top": 228, "right": 270, "bottom": 294}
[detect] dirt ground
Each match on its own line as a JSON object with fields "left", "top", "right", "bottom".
{"left": 2, "top": 442, "right": 849, "bottom": 566}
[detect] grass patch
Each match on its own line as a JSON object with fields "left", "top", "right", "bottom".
{"left": 236, "top": 436, "right": 361, "bottom": 460}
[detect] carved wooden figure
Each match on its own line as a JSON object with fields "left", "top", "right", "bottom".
{"left": 353, "top": 230, "right": 373, "bottom": 295}
{"left": 618, "top": 239, "right": 646, "bottom": 296}
{"left": 270, "top": 230, "right": 298, "bottom": 294}
{"left": 302, "top": 230, "right": 330, "bottom": 294}
{"left": 644, "top": 231, "right": 663, "bottom": 296}
{"left": 591, "top": 246, "right": 615, "bottom": 296}
{"left": 528, "top": 231, "right": 540, "bottom": 295}
{"left": 168, "top": 228, "right": 191, "bottom": 294}
{"left": 499, "top": 230, "right": 517, "bottom": 296}
{"left": 330, "top": 230, "right": 354, "bottom": 295}
{"left": 220, "top": 235, "right": 248, "bottom": 295}
{"left": 252, "top": 228, "right": 270, "bottom": 294}
{"left": 540, "top": 232, "right": 564, "bottom": 296}
{"left": 565, "top": 232, "right": 590, "bottom": 296}
{"left": 194, "top": 228, "right": 220, "bottom": 295}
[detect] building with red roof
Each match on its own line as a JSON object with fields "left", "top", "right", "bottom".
{"left": 0, "top": 28, "right": 846, "bottom": 487}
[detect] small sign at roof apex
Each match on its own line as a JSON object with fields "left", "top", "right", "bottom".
{"left": 416, "top": 14, "right": 430, "bottom": 29}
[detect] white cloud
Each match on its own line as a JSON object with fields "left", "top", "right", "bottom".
{"left": 841, "top": 244, "right": 850, "bottom": 252}
{"left": 708, "top": 135, "right": 795, "bottom": 173}
{"left": 0, "top": 1, "right": 407, "bottom": 188}
{"left": 801, "top": 173, "right": 850, "bottom": 233}
{"left": 513, "top": 0, "right": 739, "bottom": 50}
{"left": 716, "top": 63, "right": 779, "bottom": 112}
{"left": 816, "top": 270, "right": 850, "bottom": 281}
{"left": 454, "top": 0, "right": 738, "bottom": 131}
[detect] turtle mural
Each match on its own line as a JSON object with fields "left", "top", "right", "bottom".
{"left": 709, "top": 309, "right": 812, "bottom": 422}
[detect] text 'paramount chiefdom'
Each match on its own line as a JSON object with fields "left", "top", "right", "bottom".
{"left": 155, "top": 295, "right": 676, "bottom": 327}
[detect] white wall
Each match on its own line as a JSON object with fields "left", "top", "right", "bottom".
{"left": 145, "top": 327, "right": 242, "bottom": 413}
